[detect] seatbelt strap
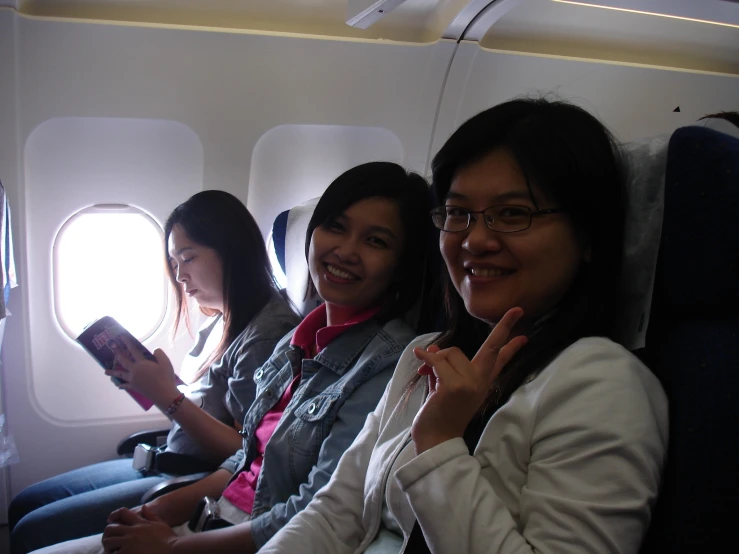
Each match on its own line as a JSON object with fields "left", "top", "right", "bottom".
{"left": 154, "top": 451, "right": 218, "bottom": 475}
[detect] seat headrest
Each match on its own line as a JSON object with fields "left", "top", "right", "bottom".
{"left": 657, "top": 126, "right": 739, "bottom": 315}
{"left": 613, "top": 132, "right": 670, "bottom": 350}
{"left": 271, "top": 197, "right": 322, "bottom": 318}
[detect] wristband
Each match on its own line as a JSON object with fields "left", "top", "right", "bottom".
{"left": 165, "top": 392, "right": 186, "bottom": 416}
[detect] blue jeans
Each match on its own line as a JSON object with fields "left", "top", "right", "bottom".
{"left": 9, "top": 459, "right": 170, "bottom": 554}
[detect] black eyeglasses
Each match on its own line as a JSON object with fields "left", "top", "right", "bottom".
{"left": 430, "top": 205, "right": 564, "bottom": 233}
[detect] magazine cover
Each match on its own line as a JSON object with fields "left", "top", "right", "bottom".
{"left": 76, "top": 316, "right": 168, "bottom": 411}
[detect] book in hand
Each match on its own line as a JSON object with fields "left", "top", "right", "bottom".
{"left": 76, "top": 316, "right": 184, "bottom": 411}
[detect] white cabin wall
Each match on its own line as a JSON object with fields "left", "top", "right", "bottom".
{"left": 16, "top": 19, "right": 454, "bottom": 197}
{"left": 4, "top": 14, "right": 455, "bottom": 501}
{"left": 24, "top": 117, "right": 205, "bottom": 423}
{"left": 432, "top": 42, "right": 739, "bottom": 153}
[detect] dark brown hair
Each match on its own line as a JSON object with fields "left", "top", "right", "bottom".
{"left": 411, "top": 97, "right": 627, "bottom": 414}
{"left": 165, "top": 190, "right": 278, "bottom": 382}
{"left": 699, "top": 111, "right": 739, "bottom": 129}
{"left": 304, "top": 162, "right": 433, "bottom": 324}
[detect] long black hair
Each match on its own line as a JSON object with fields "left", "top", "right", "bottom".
{"left": 304, "top": 161, "right": 432, "bottom": 324}
{"left": 165, "top": 190, "right": 278, "bottom": 381}
{"left": 427, "top": 97, "right": 627, "bottom": 411}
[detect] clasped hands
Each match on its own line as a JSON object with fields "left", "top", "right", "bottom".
{"left": 102, "top": 505, "right": 177, "bottom": 554}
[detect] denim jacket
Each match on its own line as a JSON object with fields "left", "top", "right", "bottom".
{"left": 167, "top": 289, "right": 300, "bottom": 464}
{"left": 218, "top": 316, "right": 416, "bottom": 548}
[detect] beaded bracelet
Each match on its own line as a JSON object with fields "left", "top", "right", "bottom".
{"left": 165, "top": 392, "right": 186, "bottom": 416}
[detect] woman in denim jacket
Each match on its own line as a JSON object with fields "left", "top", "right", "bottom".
{"left": 33, "top": 161, "right": 433, "bottom": 554}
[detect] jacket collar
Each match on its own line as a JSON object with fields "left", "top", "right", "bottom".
{"left": 295, "top": 317, "right": 384, "bottom": 377}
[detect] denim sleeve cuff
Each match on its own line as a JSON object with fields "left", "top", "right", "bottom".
{"left": 248, "top": 511, "right": 272, "bottom": 549}
{"left": 219, "top": 448, "right": 244, "bottom": 475}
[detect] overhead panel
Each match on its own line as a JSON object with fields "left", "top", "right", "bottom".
{"left": 552, "top": 0, "right": 739, "bottom": 27}
{"left": 445, "top": 0, "right": 523, "bottom": 40}
{"left": 18, "top": 0, "right": 474, "bottom": 43}
{"left": 427, "top": 0, "right": 739, "bottom": 171}
{"left": 480, "top": 0, "right": 739, "bottom": 74}
{"left": 346, "top": 0, "right": 409, "bottom": 29}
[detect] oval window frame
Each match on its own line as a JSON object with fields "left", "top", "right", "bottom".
{"left": 52, "top": 203, "right": 168, "bottom": 341}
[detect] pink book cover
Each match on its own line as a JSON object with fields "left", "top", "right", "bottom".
{"left": 76, "top": 316, "right": 183, "bottom": 411}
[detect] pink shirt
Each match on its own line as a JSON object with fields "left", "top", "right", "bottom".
{"left": 221, "top": 303, "right": 381, "bottom": 514}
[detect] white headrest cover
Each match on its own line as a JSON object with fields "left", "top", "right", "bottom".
{"left": 284, "top": 197, "right": 322, "bottom": 317}
{"left": 615, "top": 133, "right": 670, "bottom": 350}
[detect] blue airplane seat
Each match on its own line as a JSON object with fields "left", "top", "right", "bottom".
{"left": 271, "top": 208, "right": 289, "bottom": 277}
{"left": 640, "top": 125, "right": 739, "bottom": 553}
{"left": 270, "top": 197, "right": 322, "bottom": 318}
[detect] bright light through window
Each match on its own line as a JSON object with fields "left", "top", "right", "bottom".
{"left": 54, "top": 206, "right": 167, "bottom": 340}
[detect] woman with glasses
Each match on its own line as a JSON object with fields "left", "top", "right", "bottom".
{"left": 260, "top": 98, "right": 668, "bottom": 554}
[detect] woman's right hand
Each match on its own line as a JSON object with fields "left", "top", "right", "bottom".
{"left": 108, "top": 500, "right": 177, "bottom": 527}
{"left": 106, "top": 337, "right": 181, "bottom": 409}
{"left": 411, "top": 307, "right": 527, "bottom": 455}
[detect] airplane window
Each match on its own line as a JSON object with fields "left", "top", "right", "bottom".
{"left": 248, "top": 124, "right": 404, "bottom": 238}
{"left": 53, "top": 205, "right": 167, "bottom": 341}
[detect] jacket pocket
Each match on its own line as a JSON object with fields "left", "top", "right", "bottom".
{"left": 285, "top": 391, "right": 342, "bottom": 482}
{"left": 293, "top": 391, "right": 342, "bottom": 422}
{"left": 252, "top": 356, "right": 285, "bottom": 391}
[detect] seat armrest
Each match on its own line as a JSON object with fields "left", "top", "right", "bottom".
{"left": 140, "top": 472, "right": 210, "bottom": 503}
{"left": 117, "top": 428, "right": 171, "bottom": 456}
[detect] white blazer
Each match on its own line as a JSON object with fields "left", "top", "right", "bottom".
{"left": 261, "top": 335, "right": 669, "bottom": 554}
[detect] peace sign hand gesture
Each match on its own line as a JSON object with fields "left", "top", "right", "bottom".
{"left": 411, "top": 307, "right": 527, "bottom": 455}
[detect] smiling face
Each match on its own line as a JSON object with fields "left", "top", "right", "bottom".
{"left": 308, "top": 197, "right": 405, "bottom": 325}
{"left": 440, "top": 148, "right": 588, "bottom": 326}
{"left": 167, "top": 224, "right": 225, "bottom": 312}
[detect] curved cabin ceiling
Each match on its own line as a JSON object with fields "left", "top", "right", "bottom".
{"left": 3, "top": 0, "right": 738, "bottom": 74}
{"left": 482, "top": 0, "right": 739, "bottom": 75}
{"left": 9, "top": 0, "right": 474, "bottom": 42}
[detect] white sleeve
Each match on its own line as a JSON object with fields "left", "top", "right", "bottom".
{"left": 394, "top": 342, "right": 669, "bottom": 554}
{"left": 258, "top": 382, "right": 386, "bottom": 554}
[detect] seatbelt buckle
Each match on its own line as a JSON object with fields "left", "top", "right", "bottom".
{"left": 132, "top": 443, "right": 158, "bottom": 472}
{"left": 188, "top": 496, "right": 222, "bottom": 532}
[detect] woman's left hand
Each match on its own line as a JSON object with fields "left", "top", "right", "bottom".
{"left": 105, "top": 337, "right": 180, "bottom": 408}
{"left": 101, "top": 506, "right": 177, "bottom": 554}
{"left": 411, "top": 307, "right": 528, "bottom": 455}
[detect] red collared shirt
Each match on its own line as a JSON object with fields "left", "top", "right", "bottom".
{"left": 290, "top": 302, "right": 383, "bottom": 358}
